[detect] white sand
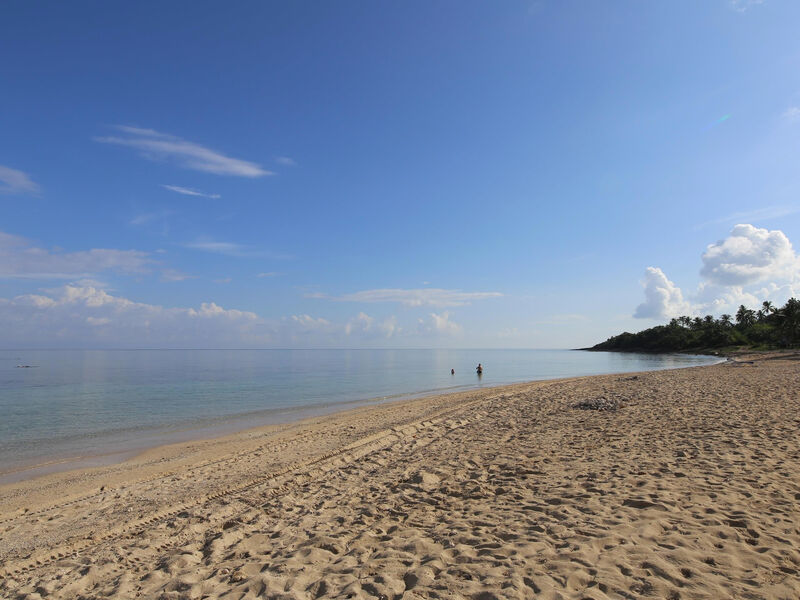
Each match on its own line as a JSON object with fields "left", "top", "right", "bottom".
{"left": 1, "top": 352, "right": 799, "bottom": 599}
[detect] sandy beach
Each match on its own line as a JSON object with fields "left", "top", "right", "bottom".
{"left": 1, "top": 353, "right": 798, "bottom": 599}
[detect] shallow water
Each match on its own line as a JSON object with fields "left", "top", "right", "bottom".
{"left": 0, "top": 349, "right": 719, "bottom": 479}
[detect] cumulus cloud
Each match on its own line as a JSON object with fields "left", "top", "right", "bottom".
{"left": 634, "top": 267, "right": 692, "bottom": 319}
{"left": 0, "top": 165, "right": 40, "bottom": 195}
{"left": 700, "top": 224, "right": 798, "bottom": 286}
{"left": 634, "top": 224, "right": 799, "bottom": 319}
{"left": 0, "top": 279, "right": 472, "bottom": 347}
{"left": 308, "top": 288, "right": 502, "bottom": 308}
{"left": 430, "top": 311, "right": 462, "bottom": 334}
{"left": 288, "top": 314, "right": 334, "bottom": 333}
{"left": 0, "top": 283, "right": 268, "bottom": 348}
{"left": 162, "top": 185, "right": 221, "bottom": 199}
{"left": 414, "top": 311, "right": 462, "bottom": 336}
{"left": 345, "top": 312, "right": 373, "bottom": 335}
{"left": 345, "top": 312, "right": 398, "bottom": 338}
{"left": 94, "top": 126, "right": 272, "bottom": 177}
{"left": 0, "top": 230, "right": 152, "bottom": 279}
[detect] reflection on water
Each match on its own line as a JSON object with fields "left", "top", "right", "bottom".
{"left": 0, "top": 349, "right": 719, "bottom": 473}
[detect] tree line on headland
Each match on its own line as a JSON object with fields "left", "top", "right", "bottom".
{"left": 589, "top": 298, "right": 800, "bottom": 353}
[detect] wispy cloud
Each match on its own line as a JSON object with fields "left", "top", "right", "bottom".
{"left": 783, "top": 106, "right": 800, "bottom": 123}
{"left": 94, "top": 126, "right": 272, "bottom": 177}
{"left": 160, "top": 268, "right": 195, "bottom": 282}
{"left": 183, "top": 240, "right": 251, "bottom": 257}
{"left": 308, "top": 288, "right": 503, "bottom": 307}
{"left": 729, "top": 0, "right": 765, "bottom": 12}
{"left": 129, "top": 209, "right": 175, "bottom": 226}
{"left": 181, "top": 239, "right": 292, "bottom": 260}
{"left": 699, "top": 205, "right": 800, "bottom": 228}
{"left": 0, "top": 230, "right": 152, "bottom": 279}
{"left": 275, "top": 156, "right": 297, "bottom": 167}
{"left": 0, "top": 165, "right": 40, "bottom": 195}
{"left": 162, "top": 184, "right": 221, "bottom": 199}
{"left": 257, "top": 271, "right": 280, "bottom": 278}
{"left": 213, "top": 277, "right": 232, "bottom": 284}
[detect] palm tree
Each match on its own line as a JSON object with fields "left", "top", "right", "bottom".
{"left": 776, "top": 298, "right": 800, "bottom": 345}
{"left": 762, "top": 300, "right": 775, "bottom": 314}
{"left": 736, "top": 305, "right": 756, "bottom": 328}
{"left": 720, "top": 314, "right": 732, "bottom": 327}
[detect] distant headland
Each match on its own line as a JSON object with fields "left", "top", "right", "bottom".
{"left": 586, "top": 298, "right": 800, "bottom": 353}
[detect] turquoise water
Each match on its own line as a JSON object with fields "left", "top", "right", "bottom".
{"left": 0, "top": 349, "right": 719, "bottom": 480}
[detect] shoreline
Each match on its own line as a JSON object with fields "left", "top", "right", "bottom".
{"left": 0, "top": 370, "right": 626, "bottom": 493}
{"left": 0, "top": 353, "right": 722, "bottom": 487}
{"left": 3, "top": 353, "right": 797, "bottom": 598}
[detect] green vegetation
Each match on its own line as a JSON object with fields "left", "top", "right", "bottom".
{"left": 589, "top": 298, "right": 800, "bottom": 353}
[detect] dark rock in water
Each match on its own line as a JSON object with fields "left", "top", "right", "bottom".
{"left": 574, "top": 396, "right": 621, "bottom": 411}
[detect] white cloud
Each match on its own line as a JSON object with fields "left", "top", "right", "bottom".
{"left": 345, "top": 311, "right": 373, "bottom": 335}
{"left": 289, "top": 314, "right": 334, "bottom": 333}
{"left": 275, "top": 156, "right": 297, "bottom": 166}
{"left": 634, "top": 267, "right": 692, "bottom": 319}
{"left": 0, "top": 280, "right": 476, "bottom": 347}
{"left": 729, "top": 0, "right": 765, "bottom": 12}
{"left": 430, "top": 311, "right": 462, "bottom": 334}
{"left": 0, "top": 165, "right": 40, "bottom": 195}
{"left": 414, "top": 311, "right": 462, "bottom": 336}
{"left": 213, "top": 278, "right": 232, "bottom": 284}
{"left": 309, "top": 288, "right": 502, "bottom": 307}
{"left": 0, "top": 230, "right": 152, "bottom": 279}
{"left": 130, "top": 209, "right": 174, "bottom": 227}
{"left": 183, "top": 239, "right": 291, "bottom": 260}
{"left": 94, "top": 126, "right": 272, "bottom": 177}
{"left": 345, "top": 312, "right": 398, "bottom": 338}
{"left": 162, "top": 185, "right": 221, "bottom": 199}
{"left": 257, "top": 271, "right": 280, "bottom": 278}
{"left": 694, "top": 282, "right": 762, "bottom": 315}
{"left": 783, "top": 107, "right": 800, "bottom": 123}
{"left": 161, "top": 269, "right": 194, "bottom": 282}
{"left": 0, "top": 283, "right": 268, "bottom": 348}
{"left": 700, "top": 224, "right": 798, "bottom": 286}
{"left": 634, "top": 224, "right": 800, "bottom": 319}
{"left": 183, "top": 240, "right": 246, "bottom": 255}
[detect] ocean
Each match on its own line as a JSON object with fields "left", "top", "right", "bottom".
{"left": 0, "top": 349, "right": 720, "bottom": 482}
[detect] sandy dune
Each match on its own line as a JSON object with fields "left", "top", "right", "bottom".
{"left": 1, "top": 353, "right": 799, "bottom": 599}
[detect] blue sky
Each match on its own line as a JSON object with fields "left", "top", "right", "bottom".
{"left": 2, "top": 0, "right": 800, "bottom": 348}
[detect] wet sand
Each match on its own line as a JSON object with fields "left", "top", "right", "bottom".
{"left": 1, "top": 352, "right": 798, "bottom": 599}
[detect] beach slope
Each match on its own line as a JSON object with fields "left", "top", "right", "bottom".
{"left": 1, "top": 353, "right": 799, "bottom": 599}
